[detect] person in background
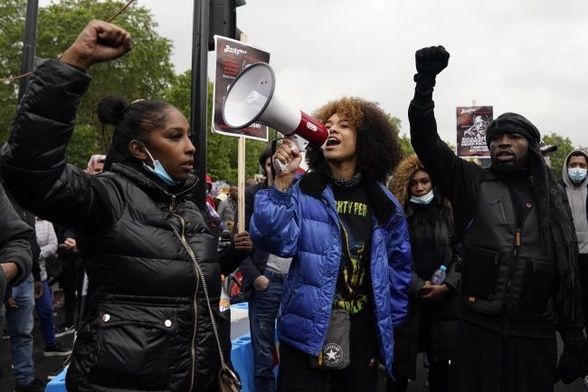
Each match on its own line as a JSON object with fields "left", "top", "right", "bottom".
{"left": 1, "top": 20, "right": 244, "bottom": 391}
{"left": 0, "top": 184, "right": 33, "bottom": 384}
{"left": 205, "top": 174, "right": 216, "bottom": 210}
{"left": 217, "top": 185, "right": 238, "bottom": 231}
{"left": 240, "top": 145, "right": 292, "bottom": 391}
{"left": 559, "top": 150, "right": 588, "bottom": 332}
{"left": 215, "top": 192, "right": 227, "bottom": 209}
{"left": 409, "top": 45, "right": 588, "bottom": 391}
{"left": 34, "top": 217, "right": 72, "bottom": 357}
{"left": 86, "top": 154, "right": 105, "bottom": 175}
{"left": 2, "top": 195, "right": 42, "bottom": 391}
{"left": 387, "top": 154, "right": 460, "bottom": 392}
{"left": 54, "top": 227, "right": 83, "bottom": 337}
{"left": 249, "top": 96, "right": 411, "bottom": 392}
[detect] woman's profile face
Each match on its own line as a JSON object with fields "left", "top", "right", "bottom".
{"left": 323, "top": 113, "right": 358, "bottom": 165}
{"left": 143, "top": 107, "right": 195, "bottom": 181}
{"left": 409, "top": 169, "right": 433, "bottom": 197}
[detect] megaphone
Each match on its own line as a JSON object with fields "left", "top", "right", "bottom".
{"left": 222, "top": 62, "right": 328, "bottom": 155}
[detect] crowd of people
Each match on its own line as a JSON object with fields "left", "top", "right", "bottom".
{"left": 1, "top": 19, "right": 588, "bottom": 392}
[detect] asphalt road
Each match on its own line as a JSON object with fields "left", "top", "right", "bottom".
{"left": 0, "top": 286, "right": 585, "bottom": 391}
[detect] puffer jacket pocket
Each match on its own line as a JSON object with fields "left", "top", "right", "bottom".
{"left": 87, "top": 300, "right": 181, "bottom": 390}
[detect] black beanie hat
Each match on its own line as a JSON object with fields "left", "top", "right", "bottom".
{"left": 485, "top": 112, "right": 541, "bottom": 147}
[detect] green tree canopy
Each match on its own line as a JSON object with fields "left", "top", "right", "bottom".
{"left": 0, "top": 0, "right": 176, "bottom": 167}
{"left": 0, "top": 0, "right": 27, "bottom": 139}
{"left": 542, "top": 132, "right": 575, "bottom": 178}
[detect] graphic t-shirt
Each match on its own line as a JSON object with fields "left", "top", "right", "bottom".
{"left": 332, "top": 183, "right": 373, "bottom": 314}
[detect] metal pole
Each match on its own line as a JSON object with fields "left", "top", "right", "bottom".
{"left": 190, "top": 0, "right": 210, "bottom": 207}
{"left": 18, "top": 0, "right": 39, "bottom": 103}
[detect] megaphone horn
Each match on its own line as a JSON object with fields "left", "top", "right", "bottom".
{"left": 222, "top": 62, "right": 328, "bottom": 151}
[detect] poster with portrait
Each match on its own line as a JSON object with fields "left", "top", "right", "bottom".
{"left": 212, "top": 36, "right": 271, "bottom": 141}
{"left": 456, "top": 106, "right": 493, "bottom": 158}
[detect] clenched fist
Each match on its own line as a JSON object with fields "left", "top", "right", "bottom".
{"left": 415, "top": 45, "right": 450, "bottom": 78}
{"left": 59, "top": 20, "right": 132, "bottom": 70}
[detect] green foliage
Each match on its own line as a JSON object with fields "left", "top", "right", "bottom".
{"left": 0, "top": 0, "right": 176, "bottom": 167}
{"left": 0, "top": 0, "right": 26, "bottom": 139}
{"left": 542, "top": 132, "right": 574, "bottom": 177}
{"left": 398, "top": 132, "right": 413, "bottom": 160}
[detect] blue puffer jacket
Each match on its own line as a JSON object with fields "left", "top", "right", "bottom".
{"left": 250, "top": 172, "right": 411, "bottom": 376}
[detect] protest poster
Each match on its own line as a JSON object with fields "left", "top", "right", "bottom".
{"left": 212, "top": 36, "right": 271, "bottom": 141}
{"left": 456, "top": 106, "right": 493, "bottom": 159}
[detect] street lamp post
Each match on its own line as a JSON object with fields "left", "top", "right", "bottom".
{"left": 190, "top": 0, "right": 210, "bottom": 206}
{"left": 18, "top": 0, "right": 39, "bottom": 103}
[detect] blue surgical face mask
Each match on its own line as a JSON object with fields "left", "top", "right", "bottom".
{"left": 409, "top": 189, "right": 435, "bottom": 205}
{"left": 568, "top": 167, "right": 588, "bottom": 184}
{"left": 142, "top": 147, "right": 180, "bottom": 186}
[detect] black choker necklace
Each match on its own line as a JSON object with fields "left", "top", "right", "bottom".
{"left": 330, "top": 172, "right": 362, "bottom": 187}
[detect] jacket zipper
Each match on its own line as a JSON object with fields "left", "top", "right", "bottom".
{"left": 169, "top": 198, "right": 234, "bottom": 389}
{"left": 166, "top": 190, "right": 198, "bottom": 390}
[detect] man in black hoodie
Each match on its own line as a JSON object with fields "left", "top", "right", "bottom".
{"left": 409, "top": 46, "right": 587, "bottom": 392}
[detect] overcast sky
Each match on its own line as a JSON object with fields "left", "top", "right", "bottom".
{"left": 43, "top": 0, "right": 588, "bottom": 148}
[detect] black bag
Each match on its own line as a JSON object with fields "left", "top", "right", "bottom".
{"left": 45, "top": 254, "right": 62, "bottom": 281}
{"left": 309, "top": 309, "right": 351, "bottom": 370}
{"left": 218, "top": 364, "right": 241, "bottom": 392}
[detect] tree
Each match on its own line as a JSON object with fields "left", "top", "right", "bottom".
{"left": 0, "top": 0, "right": 176, "bottom": 167}
{"left": 0, "top": 0, "right": 26, "bottom": 139}
{"left": 542, "top": 132, "right": 574, "bottom": 177}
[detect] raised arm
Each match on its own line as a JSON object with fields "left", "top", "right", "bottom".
{"left": 1, "top": 21, "right": 132, "bottom": 226}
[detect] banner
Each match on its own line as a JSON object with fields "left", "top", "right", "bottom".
{"left": 212, "top": 36, "right": 271, "bottom": 141}
{"left": 456, "top": 106, "right": 493, "bottom": 158}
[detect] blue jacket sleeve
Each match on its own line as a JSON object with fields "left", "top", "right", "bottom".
{"left": 387, "top": 206, "right": 412, "bottom": 327}
{"left": 249, "top": 185, "right": 300, "bottom": 258}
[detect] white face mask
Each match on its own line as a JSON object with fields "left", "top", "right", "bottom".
{"left": 568, "top": 167, "right": 588, "bottom": 184}
{"left": 409, "top": 189, "right": 435, "bottom": 205}
{"left": 142, "top": 147, "right": 180, "bottom": 186}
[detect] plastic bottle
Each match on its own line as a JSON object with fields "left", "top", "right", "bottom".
{"left": 431, "top": 265, "right": 447, "bottom": 285}
{"left": 219, "top": 275, "right": 231, "bottom": 312}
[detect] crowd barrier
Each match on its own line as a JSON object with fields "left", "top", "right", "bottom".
{"left": 46, "top": 302, "right": 271, "bottom": 392}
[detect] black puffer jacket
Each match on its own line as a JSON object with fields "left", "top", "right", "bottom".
{"left": 1, "top": 59, "right": 231, "bottom": 391}
{"left": 389, "top": 154, "right": 460, "bottom": 379}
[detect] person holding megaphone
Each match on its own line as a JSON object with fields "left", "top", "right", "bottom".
{"left": 249, "top": 97, "right": 412, "bottom": 392}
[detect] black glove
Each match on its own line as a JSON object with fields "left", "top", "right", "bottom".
{"left": 557, "top": 341, "right": 588, "bottom": 384}
{"left": 414, "top": 45, "right": 450, "bottom": 84}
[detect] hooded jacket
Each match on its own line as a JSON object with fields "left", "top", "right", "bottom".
{"left": 1, "top": 59, "right": 232, "bottom": 392}
{"left": 560, "top": 150, "right": 588, "bottom": 254}
{"left": 249, "top": 171, "right": 411, "bottom": 376}
{"left": 388, "top": 154, "right": 459, "bottom": 378}
{"left": 0, "top": 183, "right": 33, "bottom": 302}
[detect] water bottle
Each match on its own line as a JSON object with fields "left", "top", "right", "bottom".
{"left": 219, "top": 275, "right": 231, "bottom": 312}
{"left": 431, "top": 265, "right": 447, "bottom": 285}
